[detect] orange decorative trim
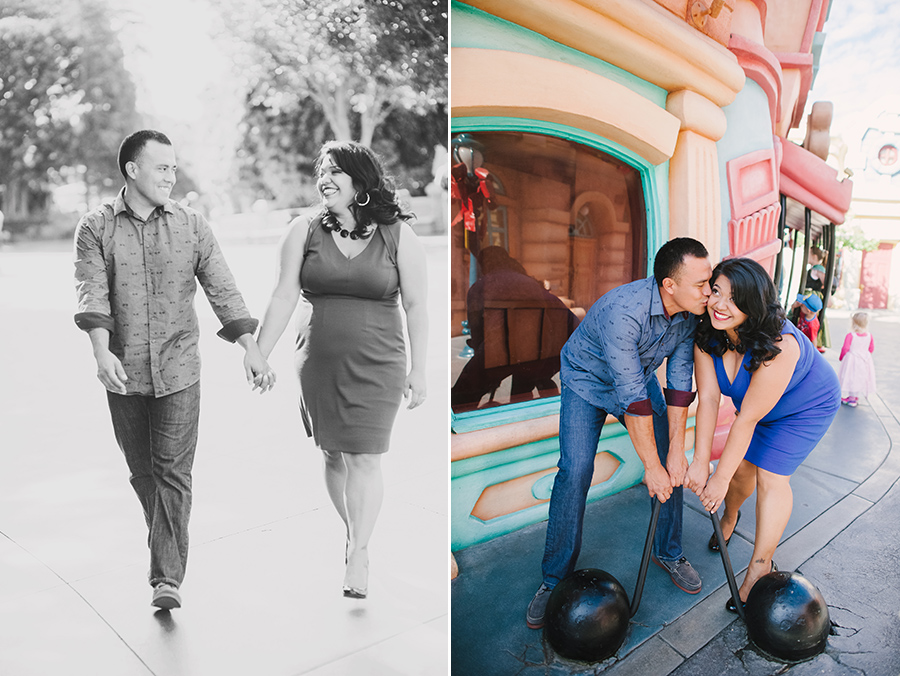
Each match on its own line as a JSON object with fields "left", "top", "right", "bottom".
{"left": 727, "top": 202, "right": 780, "bottom": 256}
{"left": 726, "top": 148, "right": 779, "bottom": 220}
{"left": 774, "top": 52, "right": 814, "bottom": 129}
{"left": 470, "top": 452, "right": 621, "bottom": 521}
{"left": 778, "top": 138, "right": 853, "bottom": 224}
{"left": 729, "top": 34, "right": 782, "bottom": 128}
{"left": 802, "top": 0, "right": 826, "bottom": 52}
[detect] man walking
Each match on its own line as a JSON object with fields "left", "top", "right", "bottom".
{"left": 526, "top": 237, "right": 712, "bottom": 629}
{"left": 74, "top": 130, "right": 270, "bottom": 610}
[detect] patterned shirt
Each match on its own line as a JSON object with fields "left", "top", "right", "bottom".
{"left": 560, "top": 276, "right": 697, "bottom": 418}
{"left": 74, "top": 189, "right": 258, "bottom": 397}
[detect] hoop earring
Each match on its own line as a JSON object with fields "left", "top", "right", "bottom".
{"left": 355, "top": 191, "right": 371, "bottom": 207}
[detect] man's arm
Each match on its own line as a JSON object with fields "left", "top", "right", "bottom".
{"left": 193, "top": 213, "right": 259, "bottom": 340}
{"left": 86, "top": 328, "right": 128, "bottom": 394}
{"left": 74, "top": 213, "right": 127, "bottom": 393}
{"left": 662, "top": 324, "right": 699, "bottom": 486}
{"left": 665, "top": 404, "right": 690, "bottom": 487}
{"left": 623, "top": 414, "right": 673, "bottom": 503}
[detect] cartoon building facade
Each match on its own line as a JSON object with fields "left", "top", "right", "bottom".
{"left": 450, "top": 0, "right": 852, "bottom": 564}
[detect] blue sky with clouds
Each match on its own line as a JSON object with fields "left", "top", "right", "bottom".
{"left": 808, "top": 0, "right": 900, "bottom": 152}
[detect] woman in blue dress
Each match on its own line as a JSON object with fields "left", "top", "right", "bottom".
{"left": 685, "top": 258, "right": 840, "bottom": 610}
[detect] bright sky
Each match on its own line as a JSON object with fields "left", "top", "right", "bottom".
{"left": 800, "top": 0, "right": 900, "bottom": 165}
{"left": 115, "top": 0, "right": 231, "bottom": 122}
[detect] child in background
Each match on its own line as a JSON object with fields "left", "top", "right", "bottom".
{"left": 839, "top": 311, "right": 876, "bottom": 407}
{"left": 794, "top": 292, "right": 822, "bottom": 345}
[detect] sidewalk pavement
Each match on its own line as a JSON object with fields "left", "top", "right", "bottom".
{"left": 452, "top": 308, "right": 900, "bottom": 676}
{"left": 0, "top": 236, "right": 449, "bottom": 676}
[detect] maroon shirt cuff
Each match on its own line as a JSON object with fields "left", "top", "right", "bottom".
{"left": 217, "top": 317, "right": 259, "bottom": 343}
{"left": 74, "top": 312, "right": 115, "bottom": 333}
{"left": 664, "top": 388, "right": 696, "bottom": 407}
{"left": 624, "top": 398, "right": 653, "bottom": 416}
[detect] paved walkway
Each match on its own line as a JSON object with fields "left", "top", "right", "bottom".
{"left": 0, "top": 235, "right": 449, "bottom": 676}
{"left": 452, "top": 308, "right": 900, "bottom": 675}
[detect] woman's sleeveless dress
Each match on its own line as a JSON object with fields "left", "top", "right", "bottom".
{"left": 713, "top": 320, "right": 840, "bottom": 475}
{"left": 295, "top": 216, "right": 406, "bottom": 454}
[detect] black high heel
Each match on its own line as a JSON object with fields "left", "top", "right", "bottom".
{"left": 708, "top": 510, "right": 741, "bottom": 552}
{"left": 725, "top": 560, "right": 776, "bottom": 613}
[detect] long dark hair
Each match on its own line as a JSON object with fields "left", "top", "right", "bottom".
{"left": 315, "top": 141, "right": 413, "bottom": 238}
{"left": 695, "top": 258, "right": 786, "bottom": 372}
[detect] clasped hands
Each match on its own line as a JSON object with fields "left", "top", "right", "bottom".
{"left": 243, "top": 342, "right": 276, "bottom": 394}
{"left": 646, "top": 450, "right": 727, "bottom": 512}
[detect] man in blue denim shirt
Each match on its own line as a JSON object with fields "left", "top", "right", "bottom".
{"left": 527, "top": 238, "right": 712, "bottom": 629}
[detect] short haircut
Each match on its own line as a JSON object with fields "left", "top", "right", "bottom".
{"left": 118, "top": 130, "right": 172, "bottom": 178}
{"left": 653, "top": 237, "right": 709, "bottom": 286}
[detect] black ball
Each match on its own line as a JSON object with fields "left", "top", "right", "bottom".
{"left": 544, "top": 569, "right": 630, "bottom": 662}
{"left": 745, "top": 571, "right": 830, "bottom": 662}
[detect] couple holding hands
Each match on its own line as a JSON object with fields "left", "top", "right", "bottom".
{"left": 74, "top": 130, "right": 427, "bottom": 609}
{"left": 527, "top": 237, "right": 840, "bottom": 628}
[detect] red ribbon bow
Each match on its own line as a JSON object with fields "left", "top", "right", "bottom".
{"left": 451, "top": 163, "right": 495, "bottom": 232}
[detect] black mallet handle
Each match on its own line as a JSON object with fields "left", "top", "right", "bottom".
{"left": 630, "top": 497, "right": 661, "bottom": 618}
{"left": 710, "top": 509, "right": 746, "bottom": 622}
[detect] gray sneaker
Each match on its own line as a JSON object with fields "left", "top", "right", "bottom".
{"left": 526, "top": 583, "right": 553, "bottom": 629}
{"left": 652, "top": 555, "right": 701, "bottom": 594}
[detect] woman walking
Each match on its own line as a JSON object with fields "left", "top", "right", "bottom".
{"left": 255, "top": 141, "right": 428, "bottom": 599}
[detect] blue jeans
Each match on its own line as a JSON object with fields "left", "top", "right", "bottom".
{"left": 107, "top": 382, "right": 200, "bottom": 588}
{"left": 541, "top": 384, "right": 684, "bottom": 587}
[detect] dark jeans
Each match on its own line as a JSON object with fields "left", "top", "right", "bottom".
{"left": 541, "top": 384, "right": 684, "bottom": 587}
{"left": 107, "top": 382, "right": 200, "bottom": 588}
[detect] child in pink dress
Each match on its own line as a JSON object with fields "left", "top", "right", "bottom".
{"left": 839, "top": 311, "right": 876, "bottom": 407}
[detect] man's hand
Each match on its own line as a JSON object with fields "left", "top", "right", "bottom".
{"left": 644, "top": 463, "right": 673, "bottom": 503}
{"left": 243, "top": 349, "right": 275, "bottom": 393}
{"left": 95, "top": 348, "right": 128, "bottom": 394}
{"left": 239, "top": 338, "right": 275, "bottom": 394}
{"left": 684, "top": 460, "right": 710, "bottom": 496}
{"left": 666, "top": 448, "right": 689, "bottom": 487}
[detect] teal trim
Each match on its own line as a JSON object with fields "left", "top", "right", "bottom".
{"left": 451, "top": 116, "right": 670, "bottom": 432}
{"left": 451, "top": 416, "right": 698, "bottom": 551}
{"left": 450, "top": 420, "right": 643, "bottom": 551}
{"left": 451, "top": 1, "right": 665, "bottom": 106}
{"left": 452, "top": 398, "right": 559, "bottom": 434}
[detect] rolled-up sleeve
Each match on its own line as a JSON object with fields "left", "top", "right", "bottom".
{"left": 194, "top": 215, "right": 258, "bottom": 341}
{"left": 73, "top": 215, "right": 115, "bottom": 333}
{"left": 595, "top": 311, "right": 651, "bottom": 416}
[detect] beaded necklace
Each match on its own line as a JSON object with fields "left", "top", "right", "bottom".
{"left": 321, "top": 210, "right": 374, "bottom": 240}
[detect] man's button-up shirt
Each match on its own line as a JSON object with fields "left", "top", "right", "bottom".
{"left": 74, "top": 189, "right": 258, "bottom": 397}
{"left": 560, "top": 276, "right": 698, "bottom": 418}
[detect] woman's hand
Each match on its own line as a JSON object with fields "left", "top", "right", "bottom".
{"left": 403, "top": 368, "right": 427, "bottom": 409}
{"left": 241, "top": 339, "right": 276, "bottom": 393}
{"left": 684, "top": 460, "right": 710, "bottom": 496}
{"left": 698, "top": 472, "right": 730, "bottom": 513}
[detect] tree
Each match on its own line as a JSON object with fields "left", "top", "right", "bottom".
{"left": 0, "top": 0, "right": 138, "bottom": 219}
{"left": 216, "top": 0, "right": 447, "bottom": 146}
{"left": 0, "top": 14, "right": 80, "bottom": 216}
{"left": 212, "top": 0, "right": 448, "bottom": 206}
